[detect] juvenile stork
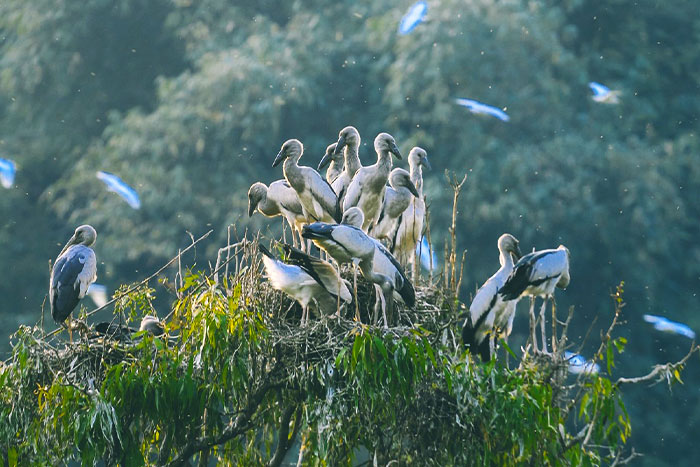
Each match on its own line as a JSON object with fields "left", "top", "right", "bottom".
{"left": 371, "top": 168, "right": 419, "bottom": 244}
{"left": 272, "top": 139, "right": 341, "bottom": 224}
{"left": 461, "top": 234, "right": 522, "bottom": 361}
{"left": 319, "top": 142, "right": 344, "bottom": 185}
{"left": 50, "top": 225, "right": 98, "bottom": 336}
{"left": 323, "top": 126, "right": 362, "bottom": 208}
{"left": 500, "top": 244, "right": 570, "bottom": 353}
{"left": 248, "top": 180, "right": 307, "bottom": 249}
{"left": 343, "top": 133, "right": 402, "bottom": 232}
{"left": 393, "top": 147, "right": 431, "bottom": 273}
{"left": 259, "top": 243, "right": 351, "bottom": 326}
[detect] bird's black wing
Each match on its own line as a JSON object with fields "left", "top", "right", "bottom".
{"left": 301, "top": 222, "right": 336, "bottom": 240}
{"left": 499, "top": 250, "right": 558, "bottom": 301}
{"left": 50, "top": 253, "right": 86, "bottom": 323}
{"left": 376, "top": 241, "right": 415, "bottom": 308}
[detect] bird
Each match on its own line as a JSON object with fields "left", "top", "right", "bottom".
{"left": 96, "top": 171, "right": 141, "bottom": 209}
{"left": 588, "top": 82, "right": 621, "bottom": 104}
{"left": 50, "top": 225, "right": 98, "bottom": 336}
{"left": 398, "top": 1, "right": 428, "bottom": 35}
{"left": 643, "top": 314, "right": 696, "bottom": 339}
{"left": 393, "top": 147, "right": 431, "bottom": 272}
{"left": 248, "top": 180, "right": 307, "bottom": 250}
{"left": 564, "top": 351, "right": 600, "bottom": 375}
{"left": 327, "top": 126, "right": 363, "bottom": 208}
{"left": 272, "top": 139, "right": 341, "bottom": 224}
{"left": 318, "top": 142, "right": 344, "bottom": 185}
{"left": 307, "top": 207, "right": 415, "bottom": 326}
{"left": 371, "top": 168, "right": 419, "bottom": 244}
{"left": 87, "top": 283, "right": 108, "bottom": 308}
{"left": 258, "top": 243, "right": 351, "bottom": 326}
{"left": 343, "top": 133, "right": 402, "bottom": 232}
{"left": 500, "top": 244, "right": 570, "bottom": 353}
{"left": 462, "top": 234, "right": 522, "bottom": 362}
{"left": 139, "top": 315, "right": 165, "bottom": 336}
{"left": 0, "top": 158, "right": 17, "bottom": 189}
{"left": 454, "top": 98, "right": 510, "bottom": 122}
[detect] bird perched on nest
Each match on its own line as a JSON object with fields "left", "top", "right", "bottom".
{"left": 500, "top": 244, "right": 570, "bottom": 352}
{"left": 93, "top": 315, "right": 165, "bottom": 341}
{"left": 371, "top": 167, "right": 419, "bottom": 245}
{"left": 462, "top": 234, "right": 522, "bottom": 361}
{"left": 318, "top": 142, "right": 344, "bottom": 185}
{"left": 50, "top": 225, "right": 98, "bottom": 338}
{"left": 393, "top": 147, "right": 430, "bottom": 273}
{"left": 325, "top": 126, "right": 363, "bottom": 208}
{"left": 248, "top": 180, "right": 307, "bottom": 250}
{"left": 343, "top": 133, "right": 403, "bottom": 232}
{"left": 258, "top": 243, "right": 351, "bottom": 326}
{"left": 272, "top": 139, "right": 341, "bottom": 224}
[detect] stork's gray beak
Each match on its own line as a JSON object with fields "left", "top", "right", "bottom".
{"left": 318, "top": 152, "right": 332, "bottom": 170}
{"left": 513, "top": 244, "right": 523, "bottom": 260}
{"left": 247, "top": 199, "right": 255, "bottom": 217}
{"left": 390, "top": 142, "right": 402, "bottom": 159}
{"left": 58, "top": 234, "right": 78, "bottom": 258}
{"left": 333, "top": 136, "right": 346, "bottom": 155}
{"left": 421, "top": 156, "right": 432, "bottom": 170}
{"left": 272, "top": 150, "right": 284, "bottom": 168}
{"left": 406, "top": 179, "right": 419, "bottom": 197}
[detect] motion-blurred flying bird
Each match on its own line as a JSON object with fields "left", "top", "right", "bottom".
{"left": 96, "top": 171, "right": 141, "bottom": 209}
{"left": 273, "top": 139, "right": 341, "bottom": 224}
{"left": 588, "top": 81, "right": 621, "bottom": 104}
{"left": 50, "top": 225, "right": 98, "bottom": 334}
{"left": 371, "top": 168, "right": 419, "bottom": 243}
{"left": 343, "top": 133, "right": 402, "bottom": 232}
{"left": 248, "top": 180, "right": 307, "bottom": 249}
{"left": 398, "top": 1, "right": 428, "bottom": 35}
{"left": 462, "top": 234, "right": 522, "bottom": 361}
{"left": 643, "top": 314, "right": 696, "bottom": 339}
{"left": 564, "top": 351, "right": 600, "bottom": 375}
{"left": 454, "top": 98, "right": 510, "bottom": 122}
{"left": 87, "top": 283, "right": 108, "bottom": 308}
{"left": 259, "top": 243, "right": 351, "bottom": 326}
{"left": 0, "top": 158, "right": 17, "bottom": 189}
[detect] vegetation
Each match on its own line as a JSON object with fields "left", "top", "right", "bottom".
{"left": 2, "top": 232, "right": 695, "bottom": 465}
{"left": 1, "top": 0, "right": 698, "bottom": 463}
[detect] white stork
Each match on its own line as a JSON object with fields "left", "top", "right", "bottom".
{"left": 50, "top": 225, "right": 98, "bottom": 337}
{"left": 248, "top": 180, "right": 307, "bottom": 250}
{"left": 343, "top": 133, "right": 402, "bottom": 232}
{"left": 461, "top": 234, "right": 522, "bottom": 361}
{"left": 259, "top": 243, "right": 352, "bottom": 326}
{"left": 500, "top": 244, "right": 571, "bottom": 352}
{"left": 393, "top": 147, "right": 430, "bottom": 275}
{"left": 272, "top": 139, "right": 341, "bottom": 224}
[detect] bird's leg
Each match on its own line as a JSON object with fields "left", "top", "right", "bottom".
{"left": 381, "top": 283, "right": 393, "bottom": 330}
{"left": 372, "top": 285, "right": 380, "bottom": 326}
{"left": 539, "top": 298, "right": 548, "bottom": 354}
{"left": 352, "top": 261, "right": 360, "bottom": 322}
{"left": 489, "top": 332, "right": 495, "bottom": 362}
{"left": 551, "top": 296, "right": 557, "bottom": 354}
{"left": 528, "top": 297, "right": 538, "bottom": 353}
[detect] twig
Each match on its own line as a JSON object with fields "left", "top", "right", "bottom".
{"left": 614, "top": 344, "right": 698, "bottom": 387}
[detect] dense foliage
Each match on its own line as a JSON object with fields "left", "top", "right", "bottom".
{"left": 6, "top": 239, "right": 690, "bottom": 465}
{"left": 1, "top": 0, "right": 698, "bottom": 463}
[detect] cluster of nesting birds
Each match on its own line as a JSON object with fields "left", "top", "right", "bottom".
{"left": 250, "top": 126, "right": 430, "bottom": 327}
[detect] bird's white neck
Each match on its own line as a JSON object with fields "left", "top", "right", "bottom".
{"left": 410, "top": 164, "right": 423, "bottom": 196}
{"left": 344, "top": 144, "right": 361, "bottom": 175}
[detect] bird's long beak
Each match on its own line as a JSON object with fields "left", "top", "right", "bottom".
{"left": 421, "top": 156, "right": 432, "bottom": 170}
{"left": 333, "top": 136, "right": 346, "bottom": 155}
{"left": 58, "top": 234, "right": 78, "bottom": 259}
{"left": 406, "top": 179, "right": 419, "bottom": 197}
{"left": 318, "top": 152, "right": 332, "bottom": 170}
{"left": 272, "top": 150, "right": 285, "bottom": 168}
{"left": 512, "top": 244, "right": 523, "bottom": 261}
{"left": 390, "top": 142, "right": 402, "bottom": 159}
{"left": 247, "top": 199, "right": 256, "bottom": 217}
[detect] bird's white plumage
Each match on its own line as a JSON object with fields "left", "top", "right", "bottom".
{"left": 589, "top": 81, "right": 621, "bottom": 104}
{"left": 0, "top": 158, "right": 17, "bottom": 189}
{"left": 455, "top": 98, "right": 510, "bottom": 122}
{"left": 398, "top": 1, "right": 428, "bottom": 35}
{"left": 564, "top": 351, "right": 600, "bottom": 375}
{"left": 87, "top": 283, "right": 108, "bottom": 308}
{"left": 643, "top": 314, "right": 695, "bottom": 339}
{"left": 372, "top": 168, "right": 417, "bottom": 242}
{"left": 96, "top": 171, "right": 141, "bottom": 209}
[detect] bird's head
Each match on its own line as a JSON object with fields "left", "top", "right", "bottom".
{"left": 558, "top": 244, "right": 570, "bottom": 258}
{"left": 374, "top": 133, "right": 402, "bottom": 159}
{"left": 247, "top": 182, "right": 268, "bottom": 217}
{"left": 139, "top": 315, "right": 165, "bottom": 336}
{"left": 333, "top": 126, "right": 360, "bottom": 156}
{"left": 272, "top": 139, "right": 303, "bottom": 167}
{"left": 341, "top": 207, "right": 364, "bottom": 228}
{"left": 318, "top": 142, "right": 342, "bottom": 170}
{"left": 408, "top": 147, "right": 431, "bottom": 170}
{"left": 389, "top": 168, "right": 419, "bottom": 197}
{"left": 59, "top": 225, "right": 97, "bottom": 258}
{"left": 498, "top": 233, "right": 522, "bottom": 260}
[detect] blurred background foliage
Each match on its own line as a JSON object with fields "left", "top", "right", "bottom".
{"left": 0, "top": 0, "right": 698, "bottom": 464}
